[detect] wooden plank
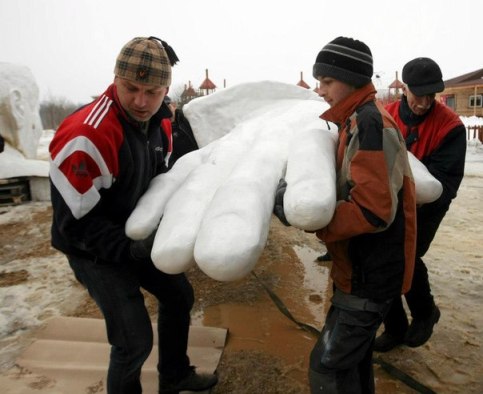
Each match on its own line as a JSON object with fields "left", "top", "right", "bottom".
{"left": 0, "top": 177, "right": 31, "bottom": 205}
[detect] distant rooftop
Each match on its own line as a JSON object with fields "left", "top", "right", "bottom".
{"left": 445, "top": 68, "right": 483, "bottom": 88}
{"left": 296, "top": 71, "right": 310, "bottom": 89}
{"left": 199, "top": 69, "right": 217, "bottom": 90}
{"left": 388, "top": 79, "right": 404, "bottom": 89}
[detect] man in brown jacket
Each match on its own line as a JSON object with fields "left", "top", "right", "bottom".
{"left": 307, "top": 37, "right": 416, "bottom": 393}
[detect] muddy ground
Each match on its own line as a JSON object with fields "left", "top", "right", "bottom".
{"left": 1, "top": 171, "right": 482, "bottom": 393}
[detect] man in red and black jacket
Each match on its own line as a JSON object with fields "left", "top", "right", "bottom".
{"left": 375, "top": 57, "right": 467, "bottom": 352}
{"left": 49, "top": 37, "right": 217, "bottom": 394}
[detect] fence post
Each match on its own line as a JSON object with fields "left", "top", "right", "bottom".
{"left": 463, "top": 126, "right": 483, "bottom": 142}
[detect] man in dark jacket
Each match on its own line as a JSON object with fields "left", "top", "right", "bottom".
{"left": 375, "top": 57, "right": 467, "bottom": 352}
{"left": 163, "top": 95, "right": 199, "bottom": 169}
{"left": 49, "top": 36, "right": 217, "bottom": 394}
{"left": 273, "top": 36, "right": 417, "bottom": 393}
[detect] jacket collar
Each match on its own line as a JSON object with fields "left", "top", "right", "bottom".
{"left": 320, "top": 82, "right": 377, "bottom": 126}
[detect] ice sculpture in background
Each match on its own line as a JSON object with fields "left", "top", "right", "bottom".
{"left": 0, "top": 62, "right": 43, "bottom": 159}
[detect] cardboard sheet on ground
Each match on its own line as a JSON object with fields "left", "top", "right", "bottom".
{"left": 0, "top": 316, "right": 227, "bottom": 393}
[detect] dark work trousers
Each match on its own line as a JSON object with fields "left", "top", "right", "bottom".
{"left": 309, "top": 289, "right": 392, "bottom": 394}
{"left": 383, "top": 207, "right": 447, "bottom": 337}
{"left": 68, "top": 255, "right": 194, "bottom": 394}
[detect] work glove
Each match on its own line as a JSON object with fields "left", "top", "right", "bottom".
{"left": 273, "top": 178, "right": 290, "bottom": 226}
{"left": 130, "top": 230, "right": 156, "bottom": 260}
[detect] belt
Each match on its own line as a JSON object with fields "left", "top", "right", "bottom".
{"left": 331, "top": 288, "right": 392, "bottom": 313}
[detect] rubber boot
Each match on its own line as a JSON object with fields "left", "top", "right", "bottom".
{"left": 309, "top": 369, "right": 338, "bottom": 393}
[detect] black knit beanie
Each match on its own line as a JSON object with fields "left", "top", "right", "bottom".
{"left": 313, "top": 36, "right": 373, "bottom": 88}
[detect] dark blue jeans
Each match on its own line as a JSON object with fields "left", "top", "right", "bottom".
{"left": 68, "top": 255, "right": 194, "bottom": 394}
{"left": 309, "top": 290, "right": 392, "bottom": 394}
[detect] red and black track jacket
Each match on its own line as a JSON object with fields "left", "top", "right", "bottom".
{"left": 49, "top": 84, "right": 172, "bottom": 263}
{"left": 316, "top": 83, "right": 417, "bottom": 300}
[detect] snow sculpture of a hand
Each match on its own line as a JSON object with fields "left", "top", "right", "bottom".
{"left": 126, "top": 81, "right": 337, "bottom": 281}
{"left": 126, "top": 81, "right": 442, "bottom": 282}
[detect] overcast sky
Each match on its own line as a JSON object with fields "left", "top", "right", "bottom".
{"left": 1, "top": 0, "right": 481, "bottom": 104}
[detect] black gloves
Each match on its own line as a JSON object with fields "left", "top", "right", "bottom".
{"left": 130, "top": 230, "right": 156, "bottom": 260}
{"left": 273, "top": 178, "right": 290, "bottom": 226}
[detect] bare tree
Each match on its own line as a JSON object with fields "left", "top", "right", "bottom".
{"left": 40, "top": 95, "right": 82, "bottom": 130}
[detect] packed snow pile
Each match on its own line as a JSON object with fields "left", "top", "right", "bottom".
{"left": 126, "top": 81, "right": 442, "bottom": 281}
{"left": 460, "top": 115, "right": 483, "bottom": 127}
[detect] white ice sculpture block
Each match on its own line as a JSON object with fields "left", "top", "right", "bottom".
{"left": 408, "top": 152, "right": 443, "bottom": 204}
{"left": 0, "top": 63, "right": 43, "bottom": 160}
{"left": 126, "top": 80, "right": 445, "bottom": 283}
{"left": 183, "top": 80, "right": 324, "bottom": 147}
{"left": 126, "top": 81, "right": 331, "bottom": 280}
{"left": 284, "top": 128, "right": 338, "bottom": 231}
{"left": 194, "top": 145, "right": 286, "bottom": 281}
{"left": 125, "top": 150, "right": 204, "bottom": 240}
{"left": 150, "top": 137, "right": 252, "bottom": 274}
{"left": 193, "top": 101, "right": 305, "bottom": 281}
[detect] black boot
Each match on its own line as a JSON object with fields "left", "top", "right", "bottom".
{"left": 404, "top": 305, "right": 441, "bottom": 347}
{"left": 317, "top": 252, "right": 332, "bottom": 262}
{"left": 373, "top": 331, "right": 404, "bottom": 352}
{"left": 159, "top": 367, "right": 218, "bottom": 393}
{"left": 309, "top": 368, "right": 338, "bottom": 393}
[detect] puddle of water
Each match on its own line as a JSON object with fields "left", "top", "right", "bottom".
{"left": 201, "top": 300, "right": 314, "bottom": 385}
{"left": 292, "top": 244, "right": 332, "bottom": 328}
{"left": 196, "top": 242, "right": 333, "bottom": 386}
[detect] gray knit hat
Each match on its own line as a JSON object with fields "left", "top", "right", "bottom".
{"left": 313, "top": 36, "right": 373, "bottom": 88}
{"left": 114, "top": 36, "right": 179, "bottom": 86}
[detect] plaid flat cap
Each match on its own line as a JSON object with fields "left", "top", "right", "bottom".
{"left": 114, "top": 37, "right": 171, "bottom": 86}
